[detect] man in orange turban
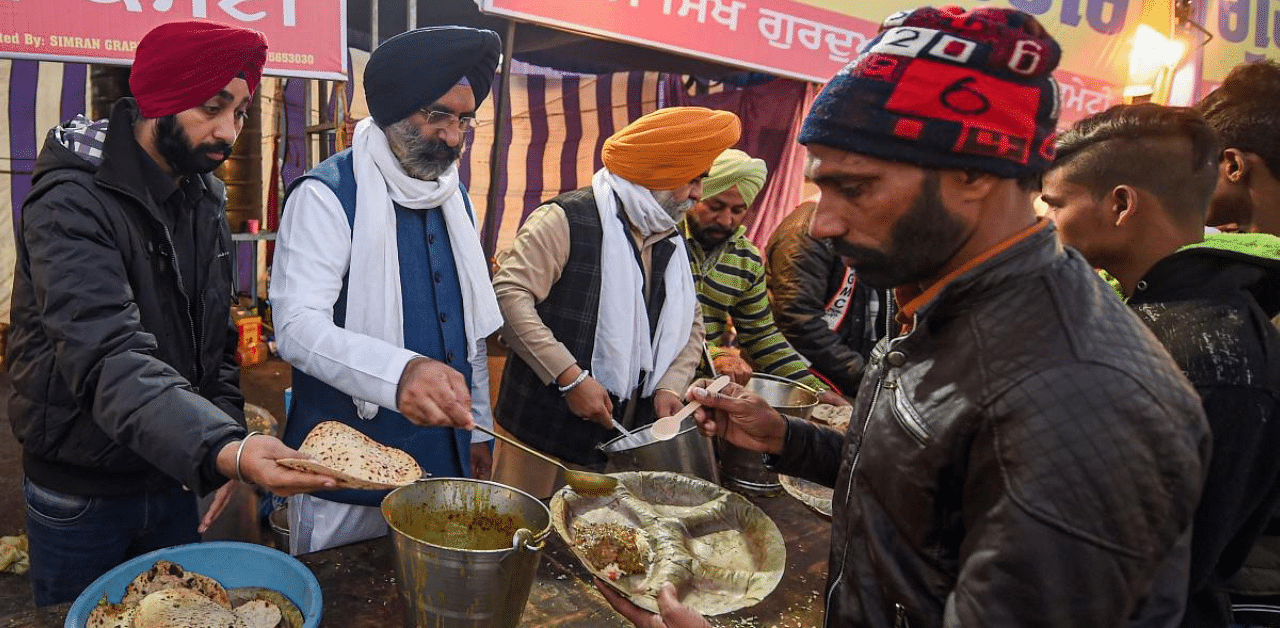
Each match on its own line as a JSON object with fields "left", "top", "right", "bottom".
{"left": 9, "top": 21, "right": 337, "bottom": 605}
{"left": 491, "top": 106, "right": 740, "bottom": 497}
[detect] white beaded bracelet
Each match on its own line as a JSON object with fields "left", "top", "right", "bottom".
{"left": 235, "top": 431, "right": 263, "bottom": 484}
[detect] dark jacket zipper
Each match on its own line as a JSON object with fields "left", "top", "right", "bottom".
{"left": 823, "top": 291, "right": 903, "bottom": 628}
{"left": 158, "top": 222, "right": 200, "bottom": 384}
{"left": 99, "top": 179, "right": 201, "bottom": 384}
{"left": 895, "top": 602, "right": 911, "bottom": 628}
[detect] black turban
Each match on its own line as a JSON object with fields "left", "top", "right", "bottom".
{"left": 363, "top": 26, "right": 501, "bottom": 126}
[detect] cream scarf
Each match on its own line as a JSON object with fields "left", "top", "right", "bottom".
{"left": 348, "top": 118, "right": 502, "bottom": 419}
{"left": 590, "top": 168, "right": 697, "bottom": 400}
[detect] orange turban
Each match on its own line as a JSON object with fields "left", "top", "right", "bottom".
{"left": 602, "top": 107, "right": 741, "bottom": 189}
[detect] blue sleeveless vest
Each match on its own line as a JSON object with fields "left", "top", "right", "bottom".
{"left": 282, "top": 149, "right": 473, "bottom": 506}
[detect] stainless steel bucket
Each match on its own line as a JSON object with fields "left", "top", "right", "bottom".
{"left": 718, "top": 374, "right": 818, "bottom": 495}
{"left": 600, "top": 423, "right": 719, "bottom": 484}
{"left": 268, "top": 504, "right": 290, "bottom": 551}
{"left": 746, "top": 373, "right": 819, "bottom": 420}
{"left": 381, "top": 478, "right": 551, "bottom": 628}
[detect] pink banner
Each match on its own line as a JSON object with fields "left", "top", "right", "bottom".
{"left": 482, "top": 0, "right": 1167, "bottom": 127}
{"left": 0, "top": 0, "right": 346, "bottom": 80}
{"left": 483, "top": 0, "right": 878, "bottom": 84}
{"left": 1054, "top": 69, "right": 1119, "bottom": 127}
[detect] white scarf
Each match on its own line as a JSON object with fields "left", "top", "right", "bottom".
{"left": 590, "top": 168, "right": 697, "bottom": 400}
{"left": 348, "top": 117, "right": 503, "bottom": 419}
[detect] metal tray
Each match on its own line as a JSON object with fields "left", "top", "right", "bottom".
{"left": 550, "top": 471, "right": 785, "bottom": 616}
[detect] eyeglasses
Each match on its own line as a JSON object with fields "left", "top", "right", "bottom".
{"left": 419, "top": 108, "right": 481, "bottom": 132}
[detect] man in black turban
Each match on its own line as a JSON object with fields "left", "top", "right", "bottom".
{"left": 269, "top": 26, "right": 506, "bottom": 554}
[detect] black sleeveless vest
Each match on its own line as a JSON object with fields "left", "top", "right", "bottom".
{"left": 494, "top": 188, "right": 677, "bottom": 466}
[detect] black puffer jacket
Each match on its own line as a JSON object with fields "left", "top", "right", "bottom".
{"left": 773, "top": 223, "right": 1210, "bottom": 628}
{"left": 7, "top": 98, "right": 244, "bottom": 497}
{"left": 765, "top": 201, "right": 885, "bottom": 394}
{"left": 1125, "top": 235, "right": 1280, "bottom": 628}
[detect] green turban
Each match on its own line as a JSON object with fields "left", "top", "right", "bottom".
{"left": 701, "top": 149, "right": 768, "bottom": 206}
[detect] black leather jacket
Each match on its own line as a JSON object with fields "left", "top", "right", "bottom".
{"left": 766, "top": 202, "right": 885, "bottom": 394}
{"left": 773, "top": 223, "right": 1210, "bottom": 628}
{"left": 7, "top": 98, "right": 244, "bottom": 497}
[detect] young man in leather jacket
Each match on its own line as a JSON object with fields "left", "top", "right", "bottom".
{"left": 1042, "top": 103, "right": 1280, "bottom": 628}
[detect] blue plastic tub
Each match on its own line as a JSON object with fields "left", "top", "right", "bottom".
{"left": 63, "top": 541, "right": 322, "bottom": 628}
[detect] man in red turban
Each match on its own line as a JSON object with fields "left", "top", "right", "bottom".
{"left": 490, "top": 106, "right": 740, "bottom": 499}
{"left": 8, "top": 21, "right": 337, "bottom": 606}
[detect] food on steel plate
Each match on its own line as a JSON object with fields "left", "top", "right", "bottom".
{"left": 277, "top": 420, "right": 424, "bottom": 490}
{"left": 571, "top": 521, "right": 653, "bottom": 581}
{"left": 552, "top": 472, "right": 786, "bottom": 616}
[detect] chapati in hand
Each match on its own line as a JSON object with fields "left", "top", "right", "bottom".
{"left": 277, "top": 421, "right": 423, "bottom": 490}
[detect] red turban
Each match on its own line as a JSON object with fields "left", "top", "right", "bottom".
{"left": 602, "top": 107, "right": 742, "bottom": 189}
{"left": 130, "top": 21, "right": 268, "bottom": 118}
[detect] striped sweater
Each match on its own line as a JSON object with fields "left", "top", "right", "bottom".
{"left": 680, "top": 221, "right": 826, "bottom": 392}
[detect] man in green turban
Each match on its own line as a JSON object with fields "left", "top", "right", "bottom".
{"left": 680, "top": 149, "right": 845, "bottom": 405}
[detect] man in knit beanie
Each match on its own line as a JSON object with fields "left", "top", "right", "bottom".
{"left": 601, "top": 6, "right": 1209, "bottom": 627}
{"left": 492, "top": 107, "right": 740, "bottom": 499}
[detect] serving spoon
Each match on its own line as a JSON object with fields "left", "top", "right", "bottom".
{"left": 473, "top": 424, "right": 618, "bottom": 496}
{"left": 650, "top": 375, "right": 731, "bottom": 441}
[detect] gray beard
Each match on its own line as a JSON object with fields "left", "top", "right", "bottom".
{"left": 650, "top": 189, "right": 696, "bottom": 222}
{"left": 384, "top": 120, "right": 457, "bottom": 181}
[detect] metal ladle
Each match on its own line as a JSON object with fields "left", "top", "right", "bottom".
{"left": 473, "top": 424, "right": 618, "bottom": 496}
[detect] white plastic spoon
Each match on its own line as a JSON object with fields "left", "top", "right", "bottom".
{"left": 650, "top": 375, "right": 732, "bottom": 441}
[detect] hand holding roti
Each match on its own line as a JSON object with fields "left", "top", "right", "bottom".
{"left": 215, "top": 434, "right": 338, "bottom": 496}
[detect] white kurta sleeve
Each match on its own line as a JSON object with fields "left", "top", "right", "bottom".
{"left": 269, "top": 179, "right": 418, "bottom": 412}
{"left": 469, "top": 337, "right": 493, "bottom": 443}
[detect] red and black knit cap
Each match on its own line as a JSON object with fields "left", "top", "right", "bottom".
{"left": 799, "top": 6, "right": 1061, "bottom": 179}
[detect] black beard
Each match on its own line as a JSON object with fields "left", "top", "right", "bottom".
{"left": 154, "top": 115, "right": 232, "bottom": 176}
{"left": 386, "top": 121, "right": 461, "bottom": 180}
{"left": 691, "top": 223, "right": 733, "bottom": 248}
{"left": 828, "top": 171, "right": 969, "bottom": 290}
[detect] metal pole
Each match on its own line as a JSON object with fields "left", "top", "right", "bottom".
{"left": 302, "top": 80, "right": 311, "bottom": 169}
{"left": 371, "top": 0, "right": 379, "bottom": 48}
{"left": 484, "top": 20, "right": 516, "bottom": 229}
{"left": 407, "top": 0, "right": 417, "bottom": 30}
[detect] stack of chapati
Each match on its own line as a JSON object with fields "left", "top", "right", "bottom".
{"left": 277, "top": 421, "right": 423, "bottom": 489}
{"left": 87, "top": 560, "right": 299, "bottom": 628}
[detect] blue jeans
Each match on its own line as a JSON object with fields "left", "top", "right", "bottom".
{"left": 23, "top": 477, "right": 200, "bottom": 606}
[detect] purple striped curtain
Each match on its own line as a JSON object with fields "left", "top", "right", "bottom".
{"left": 6, "top": 60, "right": 88, "bottom": 229}
{"left": 4, "top": 60, "right": 87, "bottom": 324}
